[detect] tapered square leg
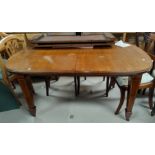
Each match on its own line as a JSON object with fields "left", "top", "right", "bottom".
{"left": 17, "top": 75, "right": 36, "bottom": 116}
{"left": 125, "top": 74, "right": 142, "bottom": 121}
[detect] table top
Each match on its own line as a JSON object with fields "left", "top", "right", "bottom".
{"left": 6, "top": 45, "right": 152, "bottom": 76}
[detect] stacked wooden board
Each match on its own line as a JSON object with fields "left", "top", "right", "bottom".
{"left": 29, "top": 33, "right": 115, "bottom": 48}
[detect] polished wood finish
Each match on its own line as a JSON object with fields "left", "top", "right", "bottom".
{"left": 7, "top": 46, "right": 152, "bottom": 76}
{"left": 7, "top": 49, "right": 77, "bottom": 75}
{"left": 75, "top": 46, "right": 151, "bottom": 76}
{"left": 6, "top": 45, "right": 152, "bottom": 120}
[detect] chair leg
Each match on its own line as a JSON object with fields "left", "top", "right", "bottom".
{"left": 55, "top": 75, "right": 59, "bottom": 81}
{"left": 148, "top": 87, "right": 154, "bottom": 109}
{"left": 105, "top": 77, "right": 115, "bottom": 97}
{"left": 110, "top": 77, "right": 116, "bottom": 89}
{"left": 51, "top": 75, "right": 59, "bottom": 81}
{"left": 115, "top": 88, "right": 126, "bottom": 115}
{"left": 74, "top": 76, "right": 78, "bottom": 96}
{"left": 77, "top": 76, "right": 80, "bottom": 95}
{"left": 11, "top": 81, "right": 16, "bottom": 89}
{"left": 84, "top": 76, "right": 86, "bottom": 80}
{"left": 137, "top": 89, "right": 141, "bottom": 94}
{"left": 45, "top": 77, "right": 50, "bottom": 96}
{"left": 142, "top": 89, "right": 146, "bottom": 95}
{"left": 105, "top": 77, "right": 110, "bottom": 97}
{"left": 74, "top": 76, "right": 80, "bottom": 96}
{"left": 107, "top": 77, "right": 116, "bottom": 92}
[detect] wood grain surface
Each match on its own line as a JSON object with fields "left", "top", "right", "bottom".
{"left": 6, "top": 45, "right": 152, "bottom": 76}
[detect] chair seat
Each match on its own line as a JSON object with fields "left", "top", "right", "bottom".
{"left": 116, "top": 73, "right": 154, "bottom": 86}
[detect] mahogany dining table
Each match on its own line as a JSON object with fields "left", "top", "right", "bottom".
{"left": 6, "top": 45, "right": 152, "bottom": 121}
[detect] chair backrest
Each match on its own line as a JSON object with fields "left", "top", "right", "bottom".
{"left": 0, "top": 32, "right": 8, "bottom": 39}
{"left": 143, "top": 33, "right": 155, "bottom": 53}
{"left": 0, "top": 35, "right": 24, "bottom": 83}
{"left": 144, "top": 35, "right": 155, "bottom": 74}
{"left": 148, "top": 33, "right": 155, "bottom": 52}
{"left": 0, "top": 35, "right": 24, "bottom": 57}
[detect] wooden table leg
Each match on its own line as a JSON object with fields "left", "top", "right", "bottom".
{"left": 26, "top": 76, "right": 35, "bottom": 95}
{"left": 17, "top": 75, "right": 36, "bottom": 116}
{"left": 125, "top": 74, "right": 142, "bottom": 121}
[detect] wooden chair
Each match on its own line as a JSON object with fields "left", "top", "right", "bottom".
{"left": 108, "top": 34, "right": 155, "bottom": 114}
{"left": 140, "top": 33, "right": 155, "bottom": 95}
{"left": 146, "top": 34, "right": 155, "bottom": 116}
{"left": 108, "top": 53, "right": 155, "bottom": 115}
{"left": 0, "top": 35, "right": 24, "bottom": 86}
{"left": 134, "top": 32, "right": 155, "bottom": 51}
{"left": 115, "top": 73, "right": 154, "bottom": 114}
{"left": 0, "top": 35, "right": 35, "bottom": 95}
